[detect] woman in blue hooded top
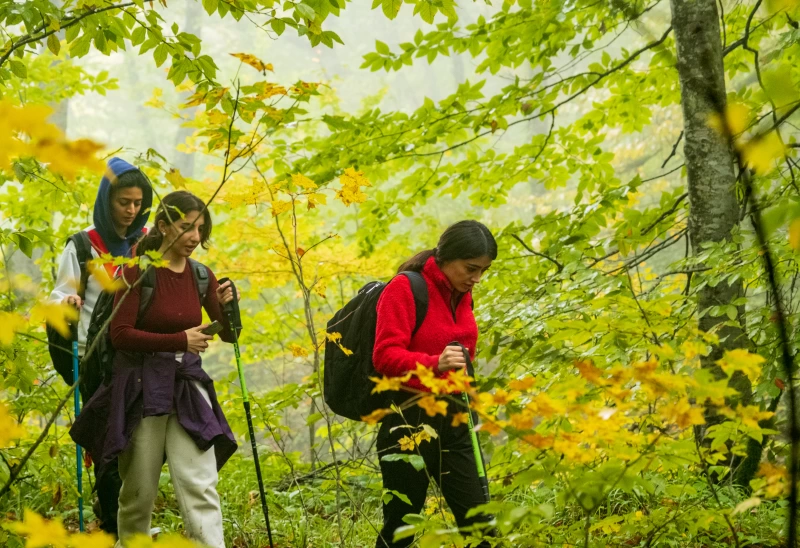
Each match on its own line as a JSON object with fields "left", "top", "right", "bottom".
{"left": 49, "top": 157, "right": 152, "bottom": 536}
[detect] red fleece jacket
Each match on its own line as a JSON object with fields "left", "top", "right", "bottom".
{"left": 373, "top": 256, "right": 478, "bottom": 391}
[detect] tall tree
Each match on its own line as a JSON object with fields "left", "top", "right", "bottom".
{"left": 670, "top": 0, "right": 752, "bottom": 427}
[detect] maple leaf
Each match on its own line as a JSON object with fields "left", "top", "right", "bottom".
{"left": 6, "top": 509, "right": 70, "bottom": 548}
{"left": 0, "top": 403, "right": 24, "bottom": 446}
{"left": 335, "top": 167, "right": 371, "bottom": 206}
{"left": 417, "top": 395, "right": 448, "bottom": 417}
{"left": 230, "top": 53, "right": 274, "bottom": 73}
{"left": 369, "top": 375, "right": 403, "bottom": 394}
{"left": 31, "top": 302, "right": 78, "bottom": 338}
{"left": 289, "top": 344, "right": 308, "bottom": 358}
{"left": 451, "top": 412, "right": 470, "bottom": 427}
{"left": 88, "top": 262, "right": 125, "bottom": 293}
{"left": 508, "top": 376, "right": 536, "bottom": 391}
{"left": 361, "top": 408, "right": 393, "bottom": 425}
{"left": 661, "top": 398, "right": 704, "bottom": 429}
{"left": 0, "top": 311, "right": 26, "bottom": 346}
{"left": 271, "top": 199, "right": 292, "bottom": 217}
{"left": 291, "top": 173, "right": 317, "bottom": 190}
{"left": 741, "top": 131, "right": 785, "bottom": 175}
{"left": 716, "top": 348, "right": 765, "bottom": 382}
{"left": 165, "top": 168, "right": 188, "bottom": 189}
{"left": 398, "top": 435, "right": 416, "bottom": 451}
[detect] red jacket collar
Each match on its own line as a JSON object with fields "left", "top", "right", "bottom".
{"left": 421, "top": 255, "right": 473, "bottom": 307}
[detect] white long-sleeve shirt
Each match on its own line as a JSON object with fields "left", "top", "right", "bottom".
{"left": 49, "top": 230, "right": 103, "bottom": 356}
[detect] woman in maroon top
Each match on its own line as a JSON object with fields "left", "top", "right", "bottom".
{"left": 373, "top": 220, "right": 497, "bottom": 548}
{"left": 72, "top": 191, "right": 237, "bottom": 548}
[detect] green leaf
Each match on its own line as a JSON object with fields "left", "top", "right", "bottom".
{"left": 381, "top": 0, "right": 402, "bottom": 19}
{"left": 130, "top": 27, "right": 146, "bottom": 46}
{"left": 13, "top": 234, "right": 32, "bottom": 258}
{"left": 153, "top": 44, "right": 168, "bottom": 67}
{"left": 295, "top": 3, "right": 316, "bottom": 19}
{"left": 375, "top": 40, "right": 390, "bottom": 55}
{"left": 271, "top": 18, "right": 286, "bottom": 35}
{"left": 9, "top": 60, "right": 26, "bottom": 79}
{"left": 202, "top": 0, "right": 218, "bottom": 14}
{"left": 46, "top": 34, "right": 60, "bottom": 56}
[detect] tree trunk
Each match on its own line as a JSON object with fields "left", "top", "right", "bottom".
{"left": 670, "top": 0, "right": 755, "bottom": 484}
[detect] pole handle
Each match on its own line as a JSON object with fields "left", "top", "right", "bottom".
{"left": 218, "top": 277, "right": 242, "bottom": 332}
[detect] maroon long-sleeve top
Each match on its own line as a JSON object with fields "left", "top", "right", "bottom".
{"left": 373, "top": 255, "right": 478, "bottom": 392}
{"left": 111, "top": 261, "right": 234, "bottom": 352}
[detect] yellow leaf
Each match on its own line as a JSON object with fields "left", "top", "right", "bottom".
{"left": 69, "top": 531, "right": 116, "bottom": 548}
{"left": 229, "top": 53, "right": 273, "bottom": 73}
{"left": 417, "top": 395, "right": 448, "bottom": 417}
{"left": 508, "top": 376, "right": 536, "bottom": 391}
{"left": 369, "top": 375, "right": 403, "bottom": 394}
{"left": 451, "top": 412, "right": 470, "bottom": 427}
{"left": 336, "top": 167, "right": 371, "bottom": 206}
{"left": 790, "top": 219, "right": 800, "bottom": 251}
{"left": 716, "top": 348, "right": 765, "bottom": 383}
{"left": 0, "top": 311, "right": 26, "bottom": 346}
{"left": 0, "top": 403, "right": 24, "bottom": 446}
{"left": 165, "top": 168, "right": 188, "bottom": 189}
{"left": 398, "top": 435, "right": 416, "bottom": 451}
{"left": 291, "top": 173, "right": 317, "bottom": 190}
{"left": 289, "top": 344, "right": 308, "bottom": 358}
{"left": 6, "top": 509, "right": 69, "bottom": 548}
{"left": 87, "top": 262, "right": 125, "bottom": 293}
{"left": 741, "top": 131, "right": 785, "bottom": 175}
{"left": 270, "top": 199, "right": 292, "bottom": 217}
{"left": 731, "top": 497, "right": 762, "bottom": 516}
{"left": 361, "top": 408, "right": 393, "bottom": 425}
{"left": 708, "top": 102, "right": 750, "bottom": 138}
{"left": 144, "top": 87, "right": 165, "bottom": 109}
{"left": 31, "top": 302, "right": 78, "bottom": 338}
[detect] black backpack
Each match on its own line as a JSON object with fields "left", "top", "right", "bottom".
{"left": 79, "top": 259, "right": 210, "bottom": 402}
{"left": 323, "top": 272, "right": 428, "bottom": 421}
{"left": 47, "top": 232, "right": 94, "bottom": 385}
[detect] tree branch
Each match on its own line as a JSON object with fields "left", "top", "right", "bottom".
{"left": 0, "top": 2, "right": 138, "bottom": 69}
{"left": 511, "top": 234, "right": 564, "bottom": 272}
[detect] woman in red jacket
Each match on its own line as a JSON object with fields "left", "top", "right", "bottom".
{"left": 72, "top": 191, "right": 237, "bottom": 548}
{"left": 373, "top": 220, "right": 497, "bottom": 548}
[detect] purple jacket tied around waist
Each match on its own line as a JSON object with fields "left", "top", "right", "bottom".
{"left": 70, "top": 350, "right": 237, "bottom": 481}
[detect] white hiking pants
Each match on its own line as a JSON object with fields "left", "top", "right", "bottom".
{"left": 115, "top": 381, "right": 224, "bottom": 548}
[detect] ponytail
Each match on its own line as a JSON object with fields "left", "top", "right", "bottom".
{"left": 397, "top": 249, "right": 436, "bottom": 273}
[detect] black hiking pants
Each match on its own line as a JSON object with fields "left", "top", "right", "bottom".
{"left": 375, "top": 405, "right": 493, "bottom": 548}
{"left": 94, "top": 457, "right": 121, "bottom": 536}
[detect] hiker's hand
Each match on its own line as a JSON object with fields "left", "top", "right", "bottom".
{"left": 216, "top": 280, "right": 237, "bottom": 306}
{"left": 437, "top": 345, "right": 467, "bottom": 372}
{"left": 185, "top": 324, "right": 213, "bottom": 354}
{"left": 63, "top": 295, "right": 83, "bottom": 310}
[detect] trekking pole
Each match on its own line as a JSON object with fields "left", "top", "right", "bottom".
{"left": 448, "top": 342, "right": 490, "bottom": 503}
{"left": 72, "top": 322, "right": 85, "bottom": 532}
{"left": 218, "top": 278, "right": 275, "bottom": 548}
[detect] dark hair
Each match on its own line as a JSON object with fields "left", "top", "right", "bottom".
{"left": 397, "top": 220, "right": 498, "bottom": 273}
{"left": 111, "top": 169, "right": 150, "bottom": 199}
{"left": 137, "top": 191, "right": 212, "bottom": 256}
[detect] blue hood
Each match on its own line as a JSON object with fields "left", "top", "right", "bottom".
{"left": 93, "top": 157, "right": 153, "bottom": 257}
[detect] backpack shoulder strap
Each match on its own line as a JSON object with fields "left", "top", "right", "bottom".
{"left": 188, "top": 258, "right": 210, "bottom": 305}
{"left": 399, "top": 271, "right": 428, "bottom": 336}
{"left": 68, "top": 231, "right": 93, "bottom": 301}
{"left": 137, "top": 265, "right": 158, "bottom": 319}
